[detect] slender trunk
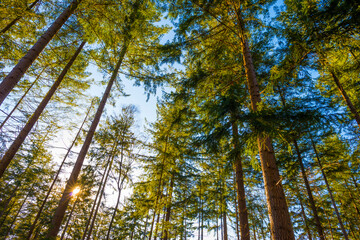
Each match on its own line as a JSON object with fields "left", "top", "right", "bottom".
{"left": 4, "top": 185, "right": 33, "bottom": 238}
{"left": 60, "top": 196, "right": 79, "bottom": 240}
{"left": 0, "top": 67, "right": 46, "bottom": 131}
{"left": 143, "top": 214, "right": 149, "bottom": 240}
{"left": 0, "top": 0, "right": 41, "bottom": 34}
{"left": 106, "top": 142, "right": 125, "bottom": 240}
{"left": 223, "top": 212, "right": 228, "bottom": 240}
{"left": 86, "top": 140, "right": 119, "bottom": 240}
{"left": 106, "top": 166, "right": 128, "bottom": 240}
{"left": 298, "top": 193, "right": 312, "bottom": 240}
{"left": 330, "top": 71, "right": 360, "bottom": 128}
{"left": 344, "top": 179, "right": 360, "bottom": 219}
{"left": 163, "top": 176, "right": 174, "bottom": 240}
{"left": 231, "top": 116, "right": 250, "bottom": 240}
{"left": 46, "top": 41, "right": 129, "bottom": 239}
{"left": 0, "top": 0, "right": 83, "bottom": 105}
{"left": 153, "top": 210, "right": 161, "bottom": 240}
{"left": 26, "top": 99, "right": 93, "bottom": 240}
{"left": 294, "top": 140, "right": 325, "bottom": 239}
{"left": 0, "top": 41, "right": 86, "bottom": 179}
{"left": 311, "top": 138, "right": 349, "bottom": 240}
{"left": 0, "top": 184, "right": 19, "bottom": 223}
{"left": 233, "top": 175, "right": 240, "bottom": 240}
{"left": 234, "top": 6, "right": 294, "bottom": 239}
{"left": 81, "top": 160, "right": 110, "bottom": 240}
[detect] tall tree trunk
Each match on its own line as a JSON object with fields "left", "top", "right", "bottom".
{"left": 233, "top": 5, "right": 294, "bottom": 239}
{"left": 293, "top": 140, "right": 325, "bottom": 239}
{"left": 86, "top": 139, "right": 120, "bottom": 240}
{"left": 46, "top": 40, "right": 129, "bottom": 239}
{"left": 330, "top": 71, "right": 360, "bottom": 128}
{"left": 106, "top": 162, "right": 129, "bottom": 240}
{"left": 0, "top": 0, "right": 83, "bottom": 105}
{"left": 0, "top": 184, "right": 19, "bottom": 224}
{"left": 0, "top": 67, "right": 46, "bottom": 131}
{"left": 4, "top": 188, "right": 32, "bottom": 238}
{"left": 81, "top": 160, "right": 109, "bottom": 240}
{"left": 230, "top": 114, "right": 250, "bottom": 240}
{"left": 60, "top": 195, "right": 79, "bottom": 240}
{"left": 298, "top": 190, "right": 312, "bottom": 240}
{"left": 0, "top": 0, "right": 41, "bottom": 34}
{"left": 233, "top": 175, "right": 240, "bottom": 240}
{"left": 26, "top": 99, "right": 93, "bottom": 240}
{"left": 0, "top": 41, "right": 86, "bottom": 179}
{"left": 311, "top": 138, "right": 349, "bottom": 240}
{"left": 163, "top": 176, "right": 174, "bottom": 240}
{"left": 223, "top": 212, "right": 228, "bottom": 240}
{"left": 153, "top": 210, "right": 161, "bottom": 240}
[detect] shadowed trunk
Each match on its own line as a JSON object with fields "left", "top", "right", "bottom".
{"left": 0, "top": 41, "right": 86, "bottom": 179}
{"left": 60, "top": 196, "right": 79, "bottom": 240}
{"left": 0, "top": 0, "right": 83, "bottom": 105}
{"left": 163, "top": 176, "right": 174, "bottom": 240}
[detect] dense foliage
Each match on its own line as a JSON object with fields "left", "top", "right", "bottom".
{"left": 0, "top": 0, "right": 359, "bottom": 239}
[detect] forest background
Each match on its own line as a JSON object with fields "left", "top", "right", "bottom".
{"left": 0, "top": 0, "right": 359, "bottom": 239}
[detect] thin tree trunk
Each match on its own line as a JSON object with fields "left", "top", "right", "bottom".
{"left": 294, "top": 140, "right": 325, "bottom": 239}
{"left": 4, "top": 185, "right": 33, "bottom": 239}
{"left": 311, "top": 138, "right": 349, "bottom": 240}
{"left": 298, "top": 192, "right": 312, "bottom": 240}
{"left": 106, "top": 142, "right": 125, "bottom": 240}
{"left": 223, "top": 212, "right": 228, "bottom": 240}
{"left": 0, "top": 0, "right": 41, "bottom": 34}
{"left": 0, "top": 184, "right": 19, "bottom": 224}
{"left": 81, "top": 160, "right": 109, "bottom": 240}
{"left": 143, "top": 214, "right": 149, "bottom": 240}
{"left": 163, "top": 176, "right": 174, "bottom": 240}
{"left": 60, "top": 195, "right": 79, "bottom": 240}
{"left": 86, "top": 140, "right": 119, "bottom": 240}
{"left": 231, "top": 116, "right": 250, "bottom": 240}
{"left": 46, "top": 40, "right": 129, "bottom": 239}
{"left": 0, "top": 0, "right": 83, "bottom": 105}
{"left": 233, "top": 175, "right": 240, "bottom": 240}
{"left": 0, "top": 67, "right": 46, "bottom": 131}
{"left": 233, "top": 5, "right": 294, "bottom": 239}
{"left": 153, "top": 210, "right": 161, "bottom": 240}
{"left": 106, "top": 163, "right": 129, "bottom": 240}
{"left": 0, "top": 41, "right": 86, "bottom": 179}
{"left": 26, "top": 99, "right": 93, "bottom": 240}
{"left": 330, "top": 70, "right": 360, "bottom": 128}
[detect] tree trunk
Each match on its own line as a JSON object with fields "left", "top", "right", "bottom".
{"left": 232, "top": 5, "right": 294, "bottom": 239}
{"left": 163, "top": 176, "right": 174, "bottom": 240}
{"left": 330, "top": 70, "right": 360, "bottom": 128}
{"left": 233, "top": 175, "right": 240, "bottom": 240}
{"left": 0, "top": 41, "right": 86, "bottom": 179}
{"left": 86, "top": 139, "right": 119, "bottom": 240}
{"left": 0, "top": 184, "right": 19, "bottom": 224}
{"left": 0, "top": 0, "right": 41, "bottom": 34}
{"left": 0, "top": 67, "right": 46, "bottom": 131}
{"left": 231, "top": 115, "right": 250, "bottom": 240}
{"left": 46, "top": 40, "right": 129, "bottom": 239}
{"left": 298, "top": 192, "right": 312, "bottom": 240}
{"left": 223, "top": 212, "right": 228, "bottom": 240}
{"left": 311, "top": 138, "right": 349, "bottom": 240}
{"left": 81, "top": 161, "right": 110, "bottom": 240}
{"left": 293, "top": 140, "right": 325, "bottom": 239}
{"left": 60, "top": 196, "right": 79, "bottom": 240}
{"left": 153, "top": 210, "right": 161, "bottom": 240}
{"left": 0, "top": 0, "right": 83, "bottom": 105}
{"left": 26, "top": 98, "right": 93, "bottom": 240}
{"left": 4, "top": 188, "right": 32, "bottom": 238}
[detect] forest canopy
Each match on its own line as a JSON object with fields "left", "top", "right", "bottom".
{"left": 0, "top": 0, "right": 359, "bottom": 239}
